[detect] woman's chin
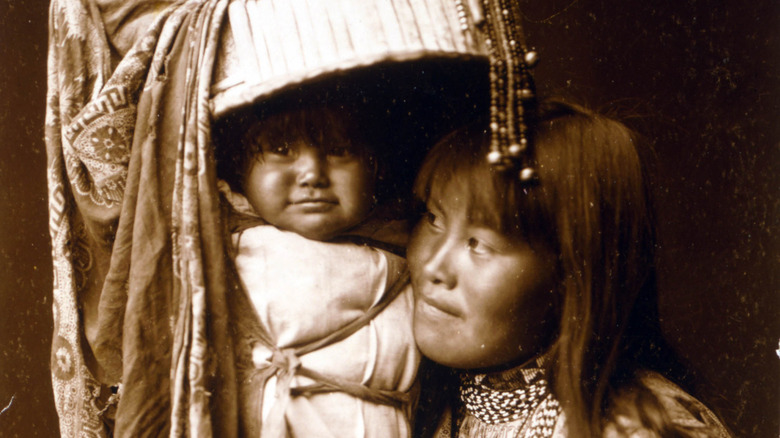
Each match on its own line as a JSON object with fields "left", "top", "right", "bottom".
{"left": 414, "top": 322, "right": 454, "bottom": 366}
{"left": 413, "top": 329, "right": 475, "bottom": 369}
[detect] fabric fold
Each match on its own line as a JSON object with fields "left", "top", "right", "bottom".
{"left": 47, "top": 0, "right": 238, "bottom": 436}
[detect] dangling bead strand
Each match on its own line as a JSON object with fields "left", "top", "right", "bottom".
{"left": 480, "top": 0, "right": 540, "bottom": 185}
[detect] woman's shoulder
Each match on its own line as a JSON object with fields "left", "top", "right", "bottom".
{"left": 603, "top": 370, "right": 732, "bottom": 438}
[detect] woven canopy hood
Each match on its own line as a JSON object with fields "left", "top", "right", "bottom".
{"left": 210, "top": 0, "right": 492, "bottom": 118}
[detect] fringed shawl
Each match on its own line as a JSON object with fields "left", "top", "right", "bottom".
{"left": 46, "top": 0, "right": 237, "bottom": 435}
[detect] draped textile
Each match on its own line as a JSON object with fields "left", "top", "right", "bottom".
{"left": 45, "top": 0, "right": 237, "bottom": 435}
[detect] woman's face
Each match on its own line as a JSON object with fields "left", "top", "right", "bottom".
{"left": 408, "top": 182, "right": 558, "bottom": 370}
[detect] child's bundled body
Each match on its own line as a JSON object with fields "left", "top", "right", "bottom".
{"left": 222, "top": 104, "right": 419, "bottom": 437}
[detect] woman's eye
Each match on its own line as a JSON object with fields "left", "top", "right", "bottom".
{"left": 467, "top": 237, "right": 492, "bottom": 255}
{"left": 423, "top": 211, "right": 443, "bottom": 230}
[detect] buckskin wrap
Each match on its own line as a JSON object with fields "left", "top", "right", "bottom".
{"left": 44, "top": 0, "right": 491, "bottom": 436}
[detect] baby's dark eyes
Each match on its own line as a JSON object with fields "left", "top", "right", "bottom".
{"left": 258, "top": 142, "right": 356, "bottom": 159}
{"left": 262, "top": 142, "right": 292, "bottom": 156}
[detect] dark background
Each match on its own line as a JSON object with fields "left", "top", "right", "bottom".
{"left": 0, "top": 0, "right": 777, "bottom": 436}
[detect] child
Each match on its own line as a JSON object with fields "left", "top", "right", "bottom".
{"left": 409, "top": 100, "right": 733, "bottom": 437}
{"left": 218, "top": 100, "right": 420, "bottom": 437}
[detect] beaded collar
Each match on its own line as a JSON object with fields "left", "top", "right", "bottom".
{"left": 458, "top": 353, "right": 560, "bottom": 431}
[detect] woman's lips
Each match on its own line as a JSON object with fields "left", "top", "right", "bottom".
{"left": 416, "top": 292, "right": 460, "bottom": 318}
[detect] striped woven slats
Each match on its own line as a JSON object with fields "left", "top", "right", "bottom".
{"left": 210, "top": 0, "right": 489, "bottom": 117}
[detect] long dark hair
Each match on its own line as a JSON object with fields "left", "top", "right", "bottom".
{"left": 413, "top": 99, "right": 690, "bottom": 436}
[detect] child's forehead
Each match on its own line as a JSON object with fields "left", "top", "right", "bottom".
{"left": 245, "top": 107, "right": 368, "bottom": 145}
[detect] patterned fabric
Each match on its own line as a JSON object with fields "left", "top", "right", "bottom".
{"left": 46, "top": 0, "right": 238, "bottom": 436}
{"left": 46, "top": 1, "right": 170, "bottom": 435}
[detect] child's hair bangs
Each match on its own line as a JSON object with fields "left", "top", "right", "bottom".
{"left": 245, "top": 107, "right": 370, "bottom": 158}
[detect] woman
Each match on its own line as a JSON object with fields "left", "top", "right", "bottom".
{"left": 409, "top": 100, "right": 733, "bottom": 437}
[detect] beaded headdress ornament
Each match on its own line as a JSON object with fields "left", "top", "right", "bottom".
{"left": 456, "top": 0, "right": 540, "bottom": 184}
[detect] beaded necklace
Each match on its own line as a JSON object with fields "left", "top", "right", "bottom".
{"left": 455, "top": 354, "right": 561, "bottom": 437}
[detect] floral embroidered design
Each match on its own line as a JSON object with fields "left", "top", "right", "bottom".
{"left": 56, "top": 347, "right": 72, "bottom": 375}
{"left": 65, "top": 92, "right": 135, "bottom": 206}
{"left": 52, "top": 336, "right": 76, "bottom": 381}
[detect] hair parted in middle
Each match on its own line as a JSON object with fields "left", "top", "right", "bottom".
{"left": 414, "top": 98, "right": 687, "bottom": 436}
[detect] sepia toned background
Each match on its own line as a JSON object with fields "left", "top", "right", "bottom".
{"left": 1, "top": 0, "right": 777, "bottom": 436}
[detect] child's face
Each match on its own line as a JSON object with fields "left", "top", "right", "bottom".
{"left": 242, "top": 116, "right": 376, "bottom": 241}
{"left": 408, "top": 180, "right": 558, "bottom": 370}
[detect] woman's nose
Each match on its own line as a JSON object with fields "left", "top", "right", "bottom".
{"left": 422, "top": 237, "right": 457, "bottom": 289}
{"left": 296, "top": 149, "right": 329, "bottom": 187}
